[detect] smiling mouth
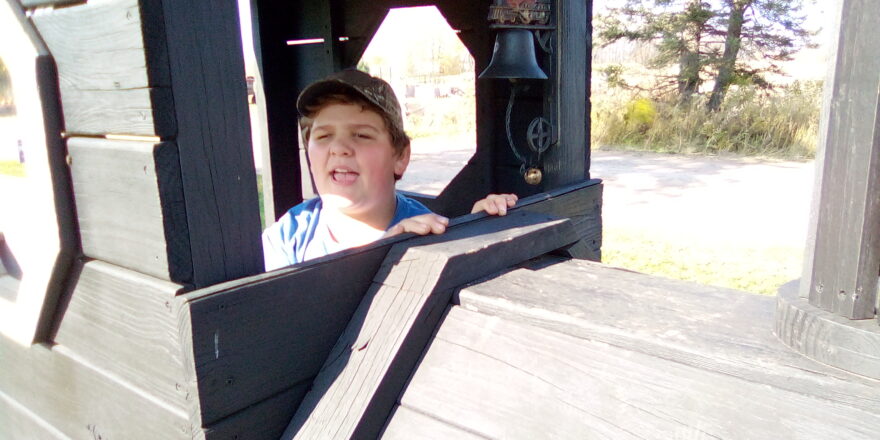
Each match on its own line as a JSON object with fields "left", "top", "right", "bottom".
{"left": 331, "top": 168, "right": 359, "bottom": 184}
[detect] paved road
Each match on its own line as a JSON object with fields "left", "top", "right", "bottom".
{"left": 591, "top": 149, "right": 815, "bottom": 249}
{"left": 400, "top": 140, "right": 815, "bottom": 251}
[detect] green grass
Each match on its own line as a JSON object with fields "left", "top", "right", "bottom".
{"left": 592, "top": 82, "right": 822, "bottom": 160}
{"left": 0, "top": 160, "right": 25, "bottom": 177}
{"left": 601, "top": 227, "right": 803, "bottom": 295}
{"left": 257, "top": 174, "right": 265, "bottom": 229}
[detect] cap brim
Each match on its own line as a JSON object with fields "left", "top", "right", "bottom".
{"left": 296, "top": 79, "right": 376, "bottom": 117}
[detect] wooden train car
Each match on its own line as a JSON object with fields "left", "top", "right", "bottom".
{"left": 0, "top": 0, "right": 878, "bottom": 439}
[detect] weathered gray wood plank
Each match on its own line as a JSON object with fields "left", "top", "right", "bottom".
{"left": 799, "top": 0, "right": 844, "bottom": 300}
{"left": 175, "top": 181, "right": 598, "bottom": 427}
{"left": 178, "top": 246, "right": 390, "bottom": 427}
{"left": 0, "top": 391, "right": 69, "bottom": 440}
{"left": 456, "top": 257, "right": 880, "bottom": 410}
{"left": 399, "top": 306, "right": 880, "bottom": 439}
{"left": 285, "top": 211, "right": 577, "bottom": 439}
{"left": 30, "top": 0, "right": 175, "bottom": 137}
{"left": 776, "top": 280, "right": 880, "bottom": 380}
{"left": 157, "top": 0, "right": 263, "bottom": 286}
{"left": 51, "top": 260, "right": 188, "bottom": 412}
{"left": 68, "top": 137, "right": 191, "bottom": 283}
{"left": 31, "top": 0, "right": 153, "bottom": 90}
{"left": 382, "top": 406, "right": 487, "bottom": 440}
{"left": 0, "top": 335, "right": 192, "bottom": 439}
{"left": 804, "top": 0, "right": 880, "bottom": 318}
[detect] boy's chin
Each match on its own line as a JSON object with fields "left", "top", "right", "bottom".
{"left": 320, "top": 194, "right": 355, "bottom": 210}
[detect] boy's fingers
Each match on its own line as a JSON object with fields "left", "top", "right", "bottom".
{"left": 496, "top": 199, "right": 508, "bottom": 216}
{"left": 422, "top": 215, "right": 447, "bottom": 234}
{"left": 389, "top": 214, "right": 448, "bottom": 237}
{"left": 470, "top": 200, "right": 484, "bottom": 214}
{"left": 484, "top": 201, "right": 498, "bottom": 215}
{"left": 383, "top": 224, "right": 403, "bottom": 238}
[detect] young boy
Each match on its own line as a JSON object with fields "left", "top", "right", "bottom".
{"left": 262, "top": 70, "right": 516, "bottom": 270}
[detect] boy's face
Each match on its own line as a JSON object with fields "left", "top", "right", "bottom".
{"left": 307, "top": 102, "right": 409, "bottom": 221}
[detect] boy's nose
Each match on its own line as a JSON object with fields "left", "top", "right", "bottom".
{"left": 329, "top": 139, "right": 353, "bottom": 156}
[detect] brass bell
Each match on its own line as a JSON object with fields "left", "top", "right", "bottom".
{"left": 524, "top": 167, "right": 542, "bottom": 185}
{"left": 479, "top": 29, "right": 548, "bottom": 80}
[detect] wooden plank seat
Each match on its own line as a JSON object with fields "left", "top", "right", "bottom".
{"left": 383, "top": 257, "right": 880, "bottom": 439}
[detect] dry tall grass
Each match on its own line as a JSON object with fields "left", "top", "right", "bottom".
{"left": 592, "top": 81, "right": 822, "bottom": 159}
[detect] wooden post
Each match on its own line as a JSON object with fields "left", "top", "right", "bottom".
{"left": 543, "top": 0, "right": 590, "bottom": 188}
{"left": 254, "top": 0, "right": 344, "bottom": 219}
{"left": 801, "top": 0, "right": 880, "bottom": 320}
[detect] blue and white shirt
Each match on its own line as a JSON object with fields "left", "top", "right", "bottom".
{"left": 262, "top": 192, "right": 431, "bottom": 270}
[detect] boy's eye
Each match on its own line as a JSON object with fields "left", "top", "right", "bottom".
{"left": 355, "top": 132, "right": 373, "bottom": 140}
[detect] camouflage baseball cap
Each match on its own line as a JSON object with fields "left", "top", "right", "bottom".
{"left": 296, "top": 70, "right": 404, "bottom": 134}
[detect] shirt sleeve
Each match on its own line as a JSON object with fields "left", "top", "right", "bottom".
{"left": 262, "top": 221, "right": 292, "bottom": 271}
{"left": 261, "top": 198, "right": 322, "bottom": 270}
{"left": 388, "top": 193, "right": 433, "bottom": 229}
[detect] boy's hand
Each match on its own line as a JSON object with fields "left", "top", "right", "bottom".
{"left": 471, "top": 193, "right": 518, "bottom": 216}
{"left": 384, "top": 213, "right": 449, "bottom": 238}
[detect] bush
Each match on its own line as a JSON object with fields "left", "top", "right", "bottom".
{"left": 592, "top": 81, "right": 822, "bottom": 159}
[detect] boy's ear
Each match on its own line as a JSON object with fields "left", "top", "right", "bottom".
{"left": 394, "top": 143, "right": 411, "bottom": 178}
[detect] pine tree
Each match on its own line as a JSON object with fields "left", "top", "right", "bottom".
{"left": 707, "top": 0, "right": 815, "bottom": 110}
{"left": 595, "top": 0, "right": 816, "bottom": 109}
{"left": 597, "top": 0, "right": 718, "bottom": 100}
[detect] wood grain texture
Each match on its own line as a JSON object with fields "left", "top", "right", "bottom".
{"left": 0, "top": 336, "right": 192, "bottom": 439}
{"left": 285, "top": 211, "right": 577, "bottom": 440}
{"left": 776, "top": 280, "right": 880, "bottom": 380}
{"left": 805, "top": 0, "right": 880, "bottom": 318}
{"left": 51, "top": 260, "right": 188, "bottom": 413}
{"left": 175, "top": 182, "right": 597, "bottom": 428}
{"left": 543, "top": 0, "right": 591, "bottom": 187}
{"left": 382, "top": 406, "right": 487, "bottom": 440}
{"left": 455, "top": 257, "right": 880, "bottom": 411}
{"left": 799, "top": 0, "right": 844, "bottom": 300}
{"left": 178, "top": 246, "right": 390, "bottom": 426}
{"left": 398, "top": 306, "right": 880, "bottom": 439}
{"left": 0, "top": 391, "right": 69, "bottom": 440}
{"left": 67, "top": 137, "right": 191, "bottom": 282}
{"left": 30, "top": 0, "right": 175, "bottom": 137}
{"left": 196, "top": 382, "right": 310, "bottom": 440}
{"left": 157, "top": 0, "right": 263, "bottom": 286}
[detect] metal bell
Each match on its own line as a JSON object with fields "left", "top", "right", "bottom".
{"left": 478, "top": 29, "right": 548, "bottom": 80}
